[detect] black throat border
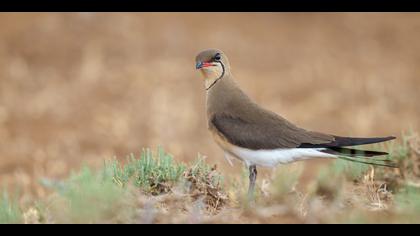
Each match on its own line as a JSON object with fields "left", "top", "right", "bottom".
{"left": 205, "top": 62, "right": 225, "bottom": 91}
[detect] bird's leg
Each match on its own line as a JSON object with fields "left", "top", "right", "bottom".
{"left": 248, "top": 164, "right": 257, "bottom": 201}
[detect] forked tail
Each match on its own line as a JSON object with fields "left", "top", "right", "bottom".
{"left": 321, "top": 147, "right": 398, "bottom": 168}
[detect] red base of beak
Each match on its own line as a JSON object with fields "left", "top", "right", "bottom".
{"left": 196, "top": 61, "right": 216, "bottom": 69}
{"left": 201, "top": 62, "right": 214, "bottom": 68}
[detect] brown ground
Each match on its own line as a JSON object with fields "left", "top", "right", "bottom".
{"left": 0, "top": 13, "right": 419, "bottom": 198}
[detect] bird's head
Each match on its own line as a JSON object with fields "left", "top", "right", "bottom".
{"left": 195, "top": 49, "right": 230, "bottom": 89}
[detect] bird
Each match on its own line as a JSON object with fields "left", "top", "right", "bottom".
{"left": 195, "top": 48, "right": 398, "bottom": 199}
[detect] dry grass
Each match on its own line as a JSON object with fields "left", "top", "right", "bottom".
{"left": 2, "top": 135, "right": 420, "bottom": 224}
{"left": 0, "top": 13, "right": 420, "bottom": 223}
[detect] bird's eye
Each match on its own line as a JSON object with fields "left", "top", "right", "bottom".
{"left": 214, "top": 53, "right": 221, "bottom": 61}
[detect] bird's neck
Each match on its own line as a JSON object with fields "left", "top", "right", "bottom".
{"left": 206, "top": 75, "right": 253, "bottom": 117}
{"left": 204, "top": 78, "right": 219, "bottom": 90}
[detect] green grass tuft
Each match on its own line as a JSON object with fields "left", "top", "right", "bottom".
{"left": 0, "top": 192, "right": 22, "bottom": 224}
{"left": 43, "top": 166, "right": 128, "bottom": 223}
{"left": 35, "top": 147, "right": 225, "bottom": 222}
{"left": 109, "top": 147, "right": 186, "bottom": 195}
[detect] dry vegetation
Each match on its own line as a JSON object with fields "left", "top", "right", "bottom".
{"left": 0, "top": 13, "right": 420, "bottom": 223}
{"left": 2, "top": 135, "right": 420, "bottom": 224}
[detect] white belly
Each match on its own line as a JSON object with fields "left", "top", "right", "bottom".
{"left": 229, "top": 146, "right": 336, "bottom": 167}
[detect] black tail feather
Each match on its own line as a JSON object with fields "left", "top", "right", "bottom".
{"left": 336, "top": 156, "right": 399, "bottom": 168}
{"left": 322, "top": 147, "right": 389, "bottom": 157}
{"left": 320, "top": 147, "right": 399, "bottom": 168}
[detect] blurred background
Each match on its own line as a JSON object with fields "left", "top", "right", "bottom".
{"left": 0, "top": 13, "right": 419, "bottom": 197}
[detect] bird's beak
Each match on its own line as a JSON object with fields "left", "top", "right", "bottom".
{"left": 196, "top": 61, "right": 215, "bottom": 70}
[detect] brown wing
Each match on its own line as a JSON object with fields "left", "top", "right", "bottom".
{"left": 211, "top": 112, "right": 395, "bottom": 150}
{"left": 210, "top": 112, "right": 334, "bottom": 150}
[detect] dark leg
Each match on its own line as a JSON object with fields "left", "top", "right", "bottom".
{"left": 248, "top": 164, "right": 257, "bottom": 200}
